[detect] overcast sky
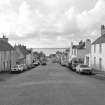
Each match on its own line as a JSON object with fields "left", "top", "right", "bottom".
{"left": 0, "top": 0, "right": 105, "bottom": 48}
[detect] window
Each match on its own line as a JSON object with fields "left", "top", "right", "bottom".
{"left": 72, "top": 50, "right": 73, "bottom": 55}
{"left": 94, "top": 44, "right": 96, "bottom": 53}
{"left": 99, "top": 58, "right": 102, "bottom": 70}
{"left": 86, "top": 56, "right": 89, "bottom": 65}
{"left": 94, "top": 57, "right": 96, "bottom": 66}
{"left": 99, "top": 43, "right": 102, "bottom": 53}
{"left": 74, "top": 50, "right": 76, "bottom": 55}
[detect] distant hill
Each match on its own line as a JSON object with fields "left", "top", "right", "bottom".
{"left": 33, "top": 48, "right": 68, "bottom": 56}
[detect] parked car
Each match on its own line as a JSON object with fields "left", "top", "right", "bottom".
{"left": 31, "top": 63, "right": 35, "bottom": 68}
{"left": 33, "top": 60, "right": 40, "bottom": 66}
{"left": 76, "top": 64, "right": 92, "bottom": 74}
{"left": 69, "top": 58, "right": 83, "bottom": 71}
{"left": 41, "top": 59, "right": 47, "bottom": 65}
{"left": 21, "top": 64, "right": 28, "bottom": 71}
{"left": 11, "top": 65, "right": 24, "bottom": 73}
{"left": 27, "top": 64, "right": 33, "bottom": 69}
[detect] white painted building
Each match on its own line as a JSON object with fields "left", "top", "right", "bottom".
{"left": 0, "top": 36, "right": 16, "bottom": 72}
{"left": 91, "top": 25, "right": 105, "bottom": 71}
{"left": 69, "top": 39, "right": 91, "bottom": 63}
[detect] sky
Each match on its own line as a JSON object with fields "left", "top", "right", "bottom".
{"left": 0, "top": 0, "right": 105, "bottom": 48}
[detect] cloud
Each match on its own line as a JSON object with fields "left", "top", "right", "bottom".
{"left": 0, "top": 1, "right": 31, "bottom": 36}
{"left": 77, "top": 0, "right": 105, "bottom": 31}
{"left": 54, "top": 0, "right": 105, "bottom": 40}
{"left": 0, "top": 0, "right": 104, "bottom": 48}
{"left": 0, "top": 0, "right": 10, "bottom": 7}
{"left": 15, "top": 1, "right": 34, "bottom": 36}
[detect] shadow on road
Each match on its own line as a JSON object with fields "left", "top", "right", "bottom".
{"left": 0, "top": 72, "right": 19, "bottom": 82}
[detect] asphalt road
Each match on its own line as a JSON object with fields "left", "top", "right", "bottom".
{"left": 0, "top": 63, "right": 105, "bottom": 105}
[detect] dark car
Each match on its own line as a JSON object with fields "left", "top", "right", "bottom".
{"left": 41, "top": 59, "right": 47, "bottom": 65}
{"left": 33, "top": 60, "right": 40, "bottom": 66}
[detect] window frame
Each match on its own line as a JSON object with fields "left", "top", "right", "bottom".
{"left": 99, "top": 43, "right": 102, "bottom": 53}
{"left": 94, "top": 44, "right": 96, "bottom": 53}
{"left": 94, "top": 57, "right": 96, "bottom": 66}
{"left": 99, "top": 58, "right": 102, "bottom": 70}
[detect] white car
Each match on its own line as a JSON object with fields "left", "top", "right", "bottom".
{"left": 76, "top": 64, "right": 92, "bottom": 74}
{"left": 11, "top": 65, "right": 24, "bottom": 72}
{"left": 21, "top": 64, "right": 28, "bottom": 71}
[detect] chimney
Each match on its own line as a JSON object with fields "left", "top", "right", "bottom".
{"left": 85, "top": 39, "right": 91, "bottom": 49}
{"left": 0, "top": 35, "right": 8, "bottom": 43}
{"left": 71, "top": 42, "right": 73, "bottom": 47}
{"left": 101, "top": 25, "right": 105, "bottom": 36}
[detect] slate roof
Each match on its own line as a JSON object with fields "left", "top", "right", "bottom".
{"left": 92, "top": 35, "right": 105, "bottom": 44}
{"left": 0, "top": 40, "right": 14, "bottom": 51}
{"left": 72, "top": 43, "right": 85, "bottom": 49}
{"left": 15, "top": 45, "right": 31, "bottom": 56}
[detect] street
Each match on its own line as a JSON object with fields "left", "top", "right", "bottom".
{"left": 0, "top": 63, "right": 105, "bottom": 105}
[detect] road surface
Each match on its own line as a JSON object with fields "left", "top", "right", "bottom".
{"left": 0, "top": 63, "right": 105, "bottom": 105}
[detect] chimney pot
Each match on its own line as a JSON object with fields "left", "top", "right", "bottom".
{"left": 101, "top": 25, "right": 105, "bottom": 36}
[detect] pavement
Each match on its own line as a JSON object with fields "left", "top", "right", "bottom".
{"left": 0, "top": 63, "right": 105, "bottom": 105}
{"left": 92, "top": 69, "right": 105, "bottom": 80}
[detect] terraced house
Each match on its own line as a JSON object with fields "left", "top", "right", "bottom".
{"left": 69, "top": 39, "right": 91, "bottom": 63}
{"left": 14, "top": 45, "right": 33, "bottom": 66}
{"left": 0, "top": 36, "right": 16, "bottom": 72}
{"left": 91, "top": 25, "right": 105, "bottom": 71}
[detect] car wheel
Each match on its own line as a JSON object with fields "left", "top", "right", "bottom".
{"left": 79, "top": 70, "right": 81, "bottom": 74}
{"left": 89, "top": 72, "right": 92, "bottom": 75}
{"left": 76, "top": 70, "right": 78, "bottom": 73}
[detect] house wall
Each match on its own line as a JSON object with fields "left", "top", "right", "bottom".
{"left": 69, "top": 40, "right": 91, "bottom": 63}
{"left": 68, "top": 46, "right": 76, "bottom": 62}
{"left": 68, "top": 47, "right": 72, "bottom": 62}
{"left": 0, "top": 50, "right": 16, "bottom": 72}
{"left": 11, "top": 50, "right": 16, "bottom": 68}
{"left": 91, "top": 43, "right": 105, "bottom": 71}
{"left": 84, "top": 54, "right": 91, "bottom": 66}
{"left": 77, "top": 49, "right": 89, "bottom": 60}
{"left": 26, "top": 54, "right": 32, "bottom": 65}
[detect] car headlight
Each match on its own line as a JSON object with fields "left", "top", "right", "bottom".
{"left": 80, "top": 68, "right": 82, "bottom": 71}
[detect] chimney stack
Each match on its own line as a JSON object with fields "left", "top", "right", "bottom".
{"left": 0, "top": 35, "right": 8, "bottom": 43}
{"left": 101, "top": 25, "right": 105, "bottom": 36}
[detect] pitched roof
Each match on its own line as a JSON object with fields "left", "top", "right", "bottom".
{"left": 92, "top": 35, "right": 105, "bottom": 44}
{"left": 72, "top": 42, "right": 85, "bottom": 49}
{"left": 15, "top": 45, "right": 30, "bottom": 56}
{"left": 0, "top": 40, "right": 14, "bottom": 51}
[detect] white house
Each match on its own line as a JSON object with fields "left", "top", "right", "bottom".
{"left": 0, "top": 36, "right": 16, "bottom": 72}
{"left": 91, "top": 25, "right": 105, "bottom": 71}
{"left": 69, "top": 39, "right": 91, "bottom": 63}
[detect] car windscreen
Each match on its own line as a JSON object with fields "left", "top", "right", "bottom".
{"left": 73, "top": 60, "right": 83, "bottom": 64}
{"left": 80, "top": 65, "right": 88, "bottom": 68}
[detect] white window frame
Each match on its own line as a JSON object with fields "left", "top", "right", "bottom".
{"left": 99, "top": 43, "right": 102, "bottom": 53}
{"left": 94, "top": 44, "right": 96, "bottom": 53}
